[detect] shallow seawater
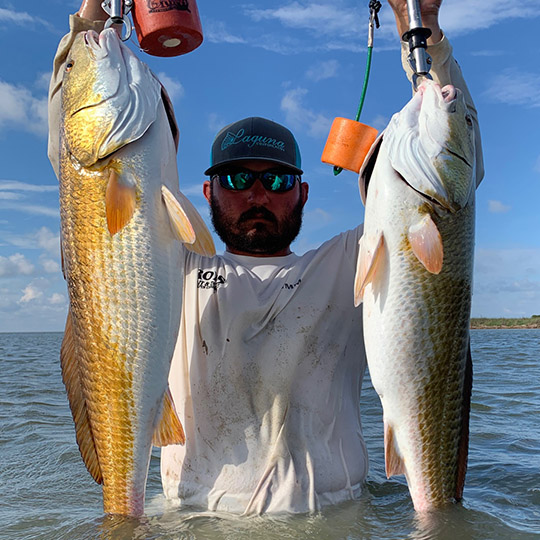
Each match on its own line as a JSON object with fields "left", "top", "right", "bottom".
{"left": 0, "top": 330, "right": 539, "bottom": 539}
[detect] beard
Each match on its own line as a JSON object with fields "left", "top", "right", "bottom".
{"left": 209, "top": 186, "right": 304, "bottom": 255}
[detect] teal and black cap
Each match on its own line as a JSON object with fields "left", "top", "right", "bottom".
{"left": 204, "top": 117, "right": 303, "bottom": 176}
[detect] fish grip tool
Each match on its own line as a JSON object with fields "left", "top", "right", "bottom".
{"left": 321, "top": 1, "right": 381, "bottom": 176}
{"left": 102, "top": 0, "right": 133, "bottom": 41}
{"left": 403, "top": 0, "right": 433, "bottom": 89}
{"left": 102, "top": 0, "right": 204, "bottom": 57}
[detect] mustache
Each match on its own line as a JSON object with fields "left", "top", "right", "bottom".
{"left": 238, "top": 206, "right": 277, "bottom": 224}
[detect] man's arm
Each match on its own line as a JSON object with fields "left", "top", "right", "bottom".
{"left": 47, "top": 0, "right": 107, "bottom": 177}
{"left": 387, "top": 0, "right": 484, "bottom": 186}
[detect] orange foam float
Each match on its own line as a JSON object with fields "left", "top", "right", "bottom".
{"left": 321, "top": 117, "right": 378, "bottom": 174}
{"left": 132, "top": 0, "right": 203, "bottom": 57}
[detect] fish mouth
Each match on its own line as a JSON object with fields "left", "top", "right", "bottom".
{"left": 69, "top": 30, "right": 126, "bottom": 118}
{"left": 444, "top": 147, "right": 473, "bottom": 169}
{"left": 396, "top": 170, "right": 454, "bottom": 211}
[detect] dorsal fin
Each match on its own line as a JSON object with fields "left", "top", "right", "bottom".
{"left": 60, "top": 312, "right": 103, "bottom": 484}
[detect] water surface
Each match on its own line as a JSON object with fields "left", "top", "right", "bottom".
{"left": 0, "top": 330, "right": 538, "bottom": 539}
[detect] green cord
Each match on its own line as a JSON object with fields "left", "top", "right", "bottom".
{"left": 333, "top": 45, "right": 374, "bottom": 176}
{"left": 356, "top": 46, "right": 373, "bottom": 122}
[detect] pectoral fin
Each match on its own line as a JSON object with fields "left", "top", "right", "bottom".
{"left": 60, "top": 311, "right": 103, "bottom": 484}
{"left": 384, "top": 421, "right": 405, "bottom": 478}
{"left": 152, "top": 387, "right": 185, "bottom": 447}
{"left": 161, "top": 185, "right": 216, "bottom": 256}
{"left": 407, "top": 214, "right": 443, "bottom": 274}
{"left": 354, "top": 232, "right": 385, "bottom": 306}
{"left": 105, "top": 169, "right": 137, "bottom": 236}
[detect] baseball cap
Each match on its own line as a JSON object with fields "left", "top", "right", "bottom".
{"left": 204, "top": 117, "right": 303, "bottom": 176}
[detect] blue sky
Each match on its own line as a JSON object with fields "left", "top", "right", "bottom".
{"left": 1, "top": 0, "right": 540, "bottom": 332}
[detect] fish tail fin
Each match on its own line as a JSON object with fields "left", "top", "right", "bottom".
{"left": 60, "top": 311, "right": 103, "bottom": 484}
{"left": 354, "top": 232, "right": 385, "bottom": 306}
{"left": 455, "top": 340, "right": 473, "bottom": 501}
{"left": 384, "top": 420, "right": 406, "bottom": 478}
{"left": 161, "top": 185, "right": 216, "bottom": 256}
{"left": 152, "top": 387, "right": 185, "bottom": 447}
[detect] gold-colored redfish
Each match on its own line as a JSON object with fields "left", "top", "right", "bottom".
{"left": 355, "top": 80, "right": 476, "bottom": 511}
{"left": 58, "top": 28, "right": 214, "bottom": 516}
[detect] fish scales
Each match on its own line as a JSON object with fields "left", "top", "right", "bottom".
{"left": 58, "top": 28, "right": 214, "bottom": 516}
{"left": 357, "top": 80, "right": 475, "bottom": 511}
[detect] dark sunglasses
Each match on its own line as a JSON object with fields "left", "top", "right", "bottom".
{"left": 212, "top": 170, "right": 301, "bottom": 192}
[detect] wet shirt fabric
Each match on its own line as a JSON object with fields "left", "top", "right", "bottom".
{"left": 161, "top": 229, "right": 366, "bottom": 514}
{"left": 48, "top": 15, "right": 484, "bottom": 515}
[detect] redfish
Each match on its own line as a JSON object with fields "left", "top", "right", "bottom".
{"left": 355, "top": 80, "right": 475, "bottom": 511}
{"left": 58, "top": 28, "right": 214, "bottom": 516}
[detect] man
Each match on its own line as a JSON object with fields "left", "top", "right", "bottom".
{"left": 48, "top": 0, "right": 483, "bottom": 515}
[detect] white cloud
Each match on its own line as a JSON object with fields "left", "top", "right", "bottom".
{"left": 281, "top": 87, "right": 332, "bottom": 138}
{"left": 35, "top": 71, "right": 52, "bottom": 91}
{"left": 0, "top": 202, "right": 59, "bottom": 217}
{"left": 19, "top": 280, "right": 47, "bottom": 304}
{"left": 3, "top": 227, "right": 60, "bottom": 255}
{"left": 370, "top": 114, "right": 390, "bottom": 132}
{"left": 439, "top": 0, "right": 540, "bottom": 36}
{"left": 472, "top": 247, "right": 540, "bottom": 317}
{"left": 305, "top": 60, "right": 339, "bottom": 82}
{"left": 157, "top": 72, "right": 185, "bottom": 102}
{"left": 0, "top": 180, "right": 57, "bottom": 192}
{"left": 488, "top": 200, "right": 511, "bottom": 214}
{"left": 49, "top": 293, "right": 66, "bottom": 305}
{"left": 205, "top": 20, "right": 247, "bottom": 44}
{"left": 0, "top": 192, "right": 22, "bottom": 200}
{"left": 0, "top": 80, "right": 48, "bottom": 135}
{"left": 0, "top": 7, "right": 49, "bottom": 26}
{"left": 470, "top": 50, "right": 505, "bottom": 57}
{"left": 208, "top": 113, "right": 227, "bottom": 134}
{"left": 181, "top": 184, "right": 205, "bottom": 197}
{"left": 41, "top": 256, "right": 61, "bottom": 274}
{"left": 483, "top": 69, "right": 540, "bottom": 108}
{"left": 0, "top": 254, "right": 35, "bottom": 277}
{"left": 246, "top": 2, "right": 358, "bottom": 36}
{"left": 303, "top": 207, "right": 332, "bottom": 232}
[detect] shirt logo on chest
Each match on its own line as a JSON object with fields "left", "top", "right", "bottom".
{"left": 197, "top": 269, "right": 227, "bottom": 291}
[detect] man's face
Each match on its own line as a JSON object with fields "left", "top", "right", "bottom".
{"left": 203, "top": 160, "right": 309, "bottom": 257}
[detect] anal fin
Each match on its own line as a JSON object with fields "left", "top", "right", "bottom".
{"left": 61, "top": 311, "right": 103, "bottom": 484}
{"left": 152, "top": 387, "right": 185, "bottom": 447}
{"left": 384, "top": 420, "right": 405, "bottom": 478}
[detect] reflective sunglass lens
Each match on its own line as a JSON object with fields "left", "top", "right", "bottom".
{"left": 214, "top": 172, "right": 299, "bottom": 192}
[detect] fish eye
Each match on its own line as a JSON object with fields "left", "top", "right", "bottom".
{"left": 65, "top": 60, "right": 74, "bottom": 72}
{"left": 465, "top": 114, "right": 473, "bottom": 127}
